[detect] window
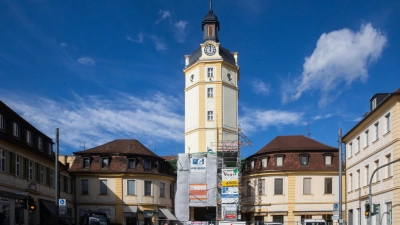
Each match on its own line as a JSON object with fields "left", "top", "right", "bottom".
{"left": 374, "top": 122, "right": 379, "bottom": 141}
{"left": 23, "top": 158, "right": 28, "bottom": 179}
{"left": 0, "top": 149, "right": 5, "bottom": 172}
{"left": 349, "top": 173, "right": 353, "bottom": 191}
{"left": 357, "top": 208, "right": 361, "bottom": 225}
{"left": 38, "top": 137, "right": 43, "bottom": 151}
{"left": 207, "top": 88, "right": 213, "bottom": 97}
{"left": 13, "top": 122, "right": 19, "bottom": 137}
{"left": 49, "top": 169, "right": 53, "bottom": 187}
{"left": 374, "top": 204, "right": 380, "bottom": 225}
{"left": 101, "top": 158, "right": 109, "bottom": 169}
{"left": 262, "top": 158, "right": 268, "bottom": 168}
{"left": 300, "top": 154, "right": 308, "bottom": 166}
{"left": 357, "top": 170, "right": 360, "bottom": 189}
{"left": 16, "top": 155, "right": 20, "bottom": 176}
{"left": 386, "top": 154, "right": 392, "bottom": 177}
{"left": 356, "top": 136, "right": 360, "bottom": 152}
{"left": 348, "top": 142, "right": 353, "bottom": 157}
{"left": 144, "top": 181, "right": 152, "bottom": 196}
{"left": 128, "top": 158, "right": 136, "bottom": 169}
{"left": 375, "top": 160, "right": 379, "bottom": 181}
{"left": 372, "top": 98, "right": 377, "bottom": 110}
{"left": 207, "top": 68, "right": 214, "bottom": 78}
{"left": 272, "top": 215, "right": 284, "bottom": 223}
{"left": 29, "top": 161, "right": 33, "bottom": 180}
{"left": 160, "top": 182, "right": 165, "bottom": 197}
{"left": 276, "top": 156, "right": 283, "bottom": 166}
{"left": 64, "top": 176, "right": 69, "bottom": 193}
{"left": 81, "top": 179, "right": 89, "bottom": 194}
{"left": 365, "top": 165, "right": 369, "bottom": 185}
{"left": 385, "top": 113, "right": 391, "bottom": 133}
{"left": 246, "top": 180, "right": 252, "bottom": 197}
{"left": 274, "top": 178, "right": 283, "bottom": 194}
{"left": 144, "top": 159, "right": 151, "bottom": 170}
{"left": 170, "top": 184, "right": 174, "bottom": 199}
{"left": 8, "top": 152, "right": 15, "bottom": 175}
{"left": 127, "top": 180, "right": 136, "bottom": 195}
{"left": 364, "top": 130, "right": 369, "bottom": 147}
{"left": 26, "top": 131, "right": 32, "bottom": 144}
{"left": 40, "top": 165, "right": 44, "bottom": 183}
{"left": 100, "top": 180, "right": 107, "bottom": 195}
{"left": 208, "top": 25, "right": 213, "bottom": 36}
{"left": 325, "top": 155, "right": 332, "bottom": 166}
{"left": 50, "top": 170, "right": 54, "bottom": 187}
{"left": 258, "top": 179, "right": 265, "bottom": 195}
{"left": 47, "top": 143, "right": 52, "bottom": 155}
{"left": 386, "top": 202, "right": 392, "bottom": 225}
{"left": 325, "top": 178, "right": 332, "bottom": 194}
{"left": 83, "top": 157, "right": 90, "bottom": 169}
{"left": 250, "top": 160, "right": 254, "bottom": 169}
{"left": 303, "top": 178, "right": 311, "bottom": 194}
{"left": 0, "top": 114, "right": 3, "bottom": 130}
{"left": 60, "top": 175, "right": 64, "bottom": 192}
{"left": 207, "top": 111, "right": 214, "bottom": 120}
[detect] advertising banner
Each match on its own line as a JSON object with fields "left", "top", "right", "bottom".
{"left": 222, "top": 204, "right": 237, "bottom": 220}
{"left": 222, "top": 168, "right": 239, "bottom": 186}
{"left": 190, "top": 156, "right": 206, "bottom": 172}
{"left": 221, "top": 187, "right": 238, "bottom": 203}
{"left": 189, "top": 184, "right": 207, "bottom": 201}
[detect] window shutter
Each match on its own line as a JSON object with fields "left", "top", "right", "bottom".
{"left": 46, "top": 167, "right": 50, "bottom": 186}
{"left": 8, "top": 152, "right": 15, "bottom": 175}
{"left": 23, "top": 157, "right": 29, "bottom": 179}
{"left": 35, "top": 162, "right": 40, "bottom": 182}
{"left": 303, "top": 178, "right": 311, "bottom": 194}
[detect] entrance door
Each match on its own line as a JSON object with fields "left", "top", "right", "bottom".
{"left": 126, "top": 217, "right": 137, "bottom": 225}
{"left": 348, "top": 209, "right": 353, "bottom": 225}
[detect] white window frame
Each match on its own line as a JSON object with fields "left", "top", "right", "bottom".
{"left": 374, "top": 122, "right": 379, "bottom": 141}
{"left": 356, "top": 169, "right": 360, "bottom": 189}
{"left": 348, "top": 142, "right": 352, "bottom": 157}
{"left": 0, "top": 149, "right": 5, "bottom": 172}
{"left": 250, "top": 160, "right": 254, "bottom": 169}
{"left": 258, "top": 179, "right": 265, "bottom": 195}
{"left": 356, "top": 136, "right": 360, "bottom": 152}
{"left": 276, "top": 156, "right": 283, "bottom": 166}
{"left": 207, "top": 111, "right": 214, "bottom": 120}
{"left": 274, "top": 178, "right": 283, "bottom": 195}
{"left": 365, "top": 165, "right": 369, "bottom": 186}
{"left": 262, "top": 158, "right": 268, "bottom": 168}
{"left": 128, "top": 158, "right": 136, "bottom": 169}
{"left": 364, "top": 130, "right": 369, "bottom": 147}
{"left": 144, "top": 180, "right": 152, "bottom": 196}
{"left": 101, "top": 157, "right": 109, "bottom": 169}
{"left": 100, "top": 180, "right": 108, "bottom": 195}
{"left": 372, "top": 98, "right": 377, "bottom": 110}
{"left": 26, "top": 131, "right": 32, "bottom": 144}
{"left": 386, "top": 154, "right": 392, "bottom": 177}
{"left": 325, "top": 155, "right": 332, "bottom": 166}
{"left": 47, "top": 143, "right": 52, "bottom": 155}
{"left": 127, "top": 180, "right": 136, "bottom": 195}
{"left": 349, "top": 173, "right": 353, "bottom": 191}
{"left": 385, "top": 113, "right": 391, "bottom": 133}
{"left": 207, "top": 87, "right": 213, "bottom": 97}
{"left": 13, "top": 122, "right": 19, "bottom": 137}
{"left": 303, "top": 178, "right": 312, "bottom": 194}
{"left": 160, "top": 182, "right": 165, "bottom": 197}
{"left": 207, "top": 67, "right": 214, "bottom": 78}
{"left": 246, "top": 180, "right": 252, "bottom": 197}
{"left": 375, "top": 160, "right": 379, "bottom": 181}
{"left": 386, "top": 202, "right": 392, "bottom": 225}
{"left": 324, "top": 177, "right": 333, "bottom": 194}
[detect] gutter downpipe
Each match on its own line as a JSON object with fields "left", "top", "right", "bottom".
{"left": 338, "top": 129, "right": 343, "bottom": 223}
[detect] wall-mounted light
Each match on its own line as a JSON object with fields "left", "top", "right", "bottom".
{"left": 190, "top": 74, "right": 194, "bottom": 82}
{"left": 227, "top": 73, "right": 232, "bottom": 81}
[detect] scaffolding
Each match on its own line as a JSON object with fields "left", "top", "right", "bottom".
{"left": 214, "top": 128, "right": 251, "bottom": 221}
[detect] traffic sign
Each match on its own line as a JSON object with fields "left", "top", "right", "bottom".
{"left": 59, "top": 199, "right": 66, "bottom": 206}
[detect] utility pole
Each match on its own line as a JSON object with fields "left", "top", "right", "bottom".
{"left": 338, "top": 129, "right": 343, "bottom": 223}
{"left": 55, "top": 128, "right": 59, "bottom": 225}
{"left": 368, "top": 158, "right": 400, "bottom": 225}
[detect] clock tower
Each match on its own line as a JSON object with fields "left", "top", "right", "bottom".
{"left": 175, "top": 1, "right": 242, "bottom": 222}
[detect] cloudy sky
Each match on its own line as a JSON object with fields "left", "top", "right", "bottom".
{"left": 1, "top": 0, "right": 399, "bottom": 157}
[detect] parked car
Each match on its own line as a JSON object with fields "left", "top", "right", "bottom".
{"left": 79, "top": 210, "right": 108, "bottom": 225}
{"left": 301, "top": 219, "right": 326, "bottom": 225}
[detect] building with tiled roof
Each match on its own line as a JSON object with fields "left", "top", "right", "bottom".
{"left": 241, "top": 135, "right": 344, "bottom": 224}
{"left": 342, "top": 88, "right": 400, "bottom": 225}
{"left": 68, "top": 139, "right": 177, "bottom": 225}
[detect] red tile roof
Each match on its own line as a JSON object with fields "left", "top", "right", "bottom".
{"left": 73, "top": 139, "right": 158, "bottom": 157}
{"left": 255, "top": 135, "right": 336, "bottom": 155}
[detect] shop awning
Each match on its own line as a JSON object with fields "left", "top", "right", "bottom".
{"left": 124, "top": 206, "right": 138, "bottom": 213}
{"left": 158, "top": 208, "right": 177, "bottom": 220}
{"left": 40, "top": 199, "right": 73, "bottom": 219}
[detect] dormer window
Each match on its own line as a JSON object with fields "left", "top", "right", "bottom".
{"left": 262, "top": 158, "right": 268, "bottom": 168}
{"left": 275, "top": 155, "right": 284, "bottom": 166}
{"left": 47, "top": 143, "right": 52, "bottom": 155}
{"left": 38, "top": 137, "right": 43, "bottom": 151}
{"left": 299, "top": 154, "right": 309, "bottom": 166}
{"left": 26, "top": 131, "right": 32, "bottom": 144}
{"left": 144, "top": 159, "right": 151, "bottom": 170}
{"left": 13, "top": 122, "right": 19, "bottom": 138}
{"left": 250, "top": 160, "right": 255, "bottom": 170}
{"left": 324, "top": 154, "right": 333, "bottom": 166}
{"left": 128, "top": 158, "right": 136, "bottom": 169}
{"left": 101, "top": 157, "right": 109, "bottom": 169}
{"left": 83, "top": 157, "right": 90, "bottom": 169}
{"left": 371, "top": 97, "right": 377, "bottom": 110}
{"left": 0, "top": 114, "right": 4, "bottom": 130}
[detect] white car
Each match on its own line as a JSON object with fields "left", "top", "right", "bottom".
{"left": 301, "top": 219, "right": 326, "bottom": 225}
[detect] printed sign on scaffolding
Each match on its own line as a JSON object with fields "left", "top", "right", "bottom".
{"left": 190, "top": 156, "right": 206, "bottom": 173}
{"left": 189, "top": 184, "right": 207, "bottom": 201}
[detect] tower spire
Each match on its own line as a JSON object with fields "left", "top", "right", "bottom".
{"left": 209, "top": 0, "right": 213, "bottom": 12}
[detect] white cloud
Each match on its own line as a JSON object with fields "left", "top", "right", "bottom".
{"left": 174, "top": 20, "right": 188, "bottom": 43}
{"left": 149, "top": 36, "right": 167, "bottom": 51}
{"left": 252, "top": 79, "right": 271, "bottom": 95}
{"left": 312, "top": 113, "right": 333, "bottom": 120}
{"left": 156, "top": 10, "right": 171, "bottom": 24}
{"left": 77, "top": 57, "right": 95, "bottom": 66}
{"left": 126, "top": 33, "right": 144, "bottom": 43}
{"left": 284, "top": 23, "right": 387, "bottom": 107}
{"left": 60, "top": 43, "right": 67, "bottom": 47}
{"left": 1, "top": 92, "right": 184, "bottom": 153}
{"left": 240, "top": 108, "right": 304, "bottom": 134}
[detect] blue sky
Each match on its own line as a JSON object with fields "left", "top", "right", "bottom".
{"left": 1, "top": 0, "right": 399, "bottom": 157}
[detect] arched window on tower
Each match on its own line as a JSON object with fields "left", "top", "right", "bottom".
{"left": 208, "top": 25, "right": 214, "bottom": 36}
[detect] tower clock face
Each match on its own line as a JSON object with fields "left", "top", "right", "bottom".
{"left": 204, "top": 44, "right": 216, "bottom": 56}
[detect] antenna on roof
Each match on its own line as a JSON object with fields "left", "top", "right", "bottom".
{"left": 307, "top": 123, "right": 311, "bottom": 138}
{"left": 82, "top": 141, "right": 86, "bottom": 150}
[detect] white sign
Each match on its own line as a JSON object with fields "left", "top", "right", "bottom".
{"left": 222, "top": 168, "right": 239, "bottom": 181}
{"left": 190, "top": 157, "right": 206, "bottom": 172}
{"left": 59, "top": 199, "right": 66, "bottom": 206}
{"left": 332, "top": 215, "right": 339, "bottom": 220}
